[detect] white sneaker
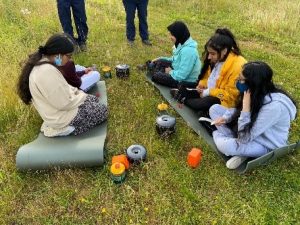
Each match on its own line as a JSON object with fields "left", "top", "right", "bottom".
{"left": 226, "top": 156, "right": 248, "bottom": 169}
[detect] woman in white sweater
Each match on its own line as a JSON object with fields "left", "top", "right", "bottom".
{"left": 17, "top": 33, "right": 108, "bottom": 137}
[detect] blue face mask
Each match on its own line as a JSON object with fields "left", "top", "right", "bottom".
{"left": 236, "top": 81, "right": 249, "bottom": 93}
{"left": 54, "top": 55, "right": 62, "bottom": 66}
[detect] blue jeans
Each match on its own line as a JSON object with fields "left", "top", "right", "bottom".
{"left": 57, "top": 0, "right": 88, "bottom": 45}
{"left": 122, "top": 0, "right": 149, "bottom": 41}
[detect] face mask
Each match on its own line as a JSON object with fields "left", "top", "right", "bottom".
{"left": 54, "top": 54, "right": 62, "bottom": 66}
{"left": 236, "top": 81, "right": 249, "bottom": 93}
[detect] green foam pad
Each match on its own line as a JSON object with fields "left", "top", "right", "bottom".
{"left": 16, "top": 81, "right": 108, "bottom": 171}
{"left": 145, "top": 72, "right": 299, "bottom": 173}
{"left": 239, "top": 141, "right": 300, "bottom": 173}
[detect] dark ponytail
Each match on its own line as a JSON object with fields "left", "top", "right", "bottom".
{"left": 214, "top": 28, "right": 241, "bottom": 55}
{"left": 206, "top": 28, "right": 241, "bottom": 57}
{"left": 198, "top": 42, "right": 211, "bottom": 81}
{"left": 17, "top": 33, "right": 74, "bottom": 105}
{"left": 197, "top": 28, "right": 241, "bottom": 81}
{"left": 17, "top": 51, "right": 43, "bottom": 104}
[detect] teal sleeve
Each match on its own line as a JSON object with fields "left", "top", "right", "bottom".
{"left": 159, "top": 56, "right": 173, "bottom": 62}
{"left": 169, "top": 49, "right": 197, "bottom": 81}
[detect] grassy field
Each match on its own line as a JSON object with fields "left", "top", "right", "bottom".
{"left": 0, "top": 0, "right": 299, "bottom": 224}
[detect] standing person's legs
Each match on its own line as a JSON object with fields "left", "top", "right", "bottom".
{"left": 122, "top": 0, "right": 137, "bottom": 41}
{"left": 71, "top": 0, "right": 89, "bottom": 46}
{"left": 185, "top": 96, "right": 220, "bottom": 112}
{"left": 137, "top": 0, "right": 149, "bottom": 41}
{"left": 57, "top": 0, "right": 74, "bottom": 39}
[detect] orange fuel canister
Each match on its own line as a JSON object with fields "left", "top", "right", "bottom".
{"left": 187, "top": 148, "right": 203, "bottom": 168}
{"left": 112, "top": 154, "right": 130, "bottom": 170}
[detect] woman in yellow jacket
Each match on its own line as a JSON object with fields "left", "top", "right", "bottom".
{"left": 172, "top": 28, "right": 246, "bottom": 114}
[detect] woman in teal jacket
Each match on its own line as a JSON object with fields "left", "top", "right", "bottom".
{"left": 151, "top": 21, "right": 201, "bottom": 88}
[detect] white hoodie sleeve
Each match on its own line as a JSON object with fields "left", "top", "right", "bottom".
{"left": 237, "top": 101, "right": 282, "bottom": 143}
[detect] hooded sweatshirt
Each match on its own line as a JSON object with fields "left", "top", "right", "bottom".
{"left": 29, "top": 59, "right": 87, "bottom": 136}
{"left": 237, "top": 93, "right": 297, "bottom": 150}
{"left": 160, "top": 37, "right": 201, "bottom": 83}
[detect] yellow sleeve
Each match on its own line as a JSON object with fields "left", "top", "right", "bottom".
{"left": 197, "top": 69, "right": 210, "bottom": 88}
{"left": 209, "top": 81, "right": 239, "bottom": 108}
{"left": 210, "top": 60, "right": 245, "bottom": 107}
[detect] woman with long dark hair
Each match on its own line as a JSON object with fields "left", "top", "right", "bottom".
{"left": 150, "top": 21, "right": 201, "bottom": 88}
{"left": 17, "top": 33, "right": 108, "bottom": 137}
{"left": 209, "top": 61, "right": 297, "bottom": 169}
{"left": 173, "top": 28, "right": 246, "bottom": 114}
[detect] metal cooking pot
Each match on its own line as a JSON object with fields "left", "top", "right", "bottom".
{"left": 126, "top": 144, "right": 147, "bottom": 163}
{"left": 155, "top": 115, "right": 176, "bottom": 137}
{"left": 115, "top": 64, "right": 130, "bottom": 78}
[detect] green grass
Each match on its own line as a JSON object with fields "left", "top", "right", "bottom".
{"left": 0, "top": 0, "right": 299, "bottom": 224}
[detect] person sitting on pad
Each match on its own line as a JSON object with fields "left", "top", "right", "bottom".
{"left": 209, "top": 61, "right": 297, "bottom": 169}
{"left": 171, "top": 28, "right": 246, "bottom": 116}
{"left": 17, "top": 33, "right": 108, "bottom": 137}
{"left": 59, "top": 60, "right": 100, "bottom": 92}
{"left": 150, "top": 21, "right": 201, "bottom": 88}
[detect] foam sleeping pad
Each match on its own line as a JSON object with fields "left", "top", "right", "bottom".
{"left": 145, "top": 72, "right": 299, "bottom": 173}
{"left": 16, "top": 81, "right": 108, "bottom": 171}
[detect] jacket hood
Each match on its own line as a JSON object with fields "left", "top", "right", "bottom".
{"left": 264, "top": 93, "right": 297, "bottom": 121}
{"left": 174, "top": 37, "right": 198, "bottom": 52}
{"left": 167, "top": 21, "right": 190, "bottom": 47}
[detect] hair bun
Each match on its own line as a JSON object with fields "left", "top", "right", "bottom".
{"left": 38, "top": 46, "right": 46, "bottom": 54}
{"left": 215, "top": 28, "right": 227, "bottom": 35}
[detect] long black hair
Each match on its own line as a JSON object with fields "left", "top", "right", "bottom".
{"left": 231, "top": 61, "right": 297, "bottom": 137}
{"left": 198, "top": 28, "right": 241, "bottom": 80}
{"left": 18, "top": 51, "right": 44, "bottom": 104}
{"left": 167, "top": 21, "right": 190, "bottom": 48}
{"left": 17, "top": 33, "right": 74, "bottom": 104}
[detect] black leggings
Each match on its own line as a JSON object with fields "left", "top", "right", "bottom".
{"left": 151, "top": 59, "right": 179, "bottom": 88}
{"left": 151, "top": 72, "right": 179, "bottom": 88}
{"left": 185, "top": 96, "right": 221, "bottom": 112}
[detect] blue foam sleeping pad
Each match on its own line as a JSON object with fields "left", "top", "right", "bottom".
{"left": 16, "top": 81, "right": 108, "bottom": 171}
{"left": 145, "top": 72, "right": 300, "bottom": 173}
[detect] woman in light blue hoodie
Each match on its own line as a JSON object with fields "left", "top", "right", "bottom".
{"left": 151, "top": 21, "right": 201, "bottom": 88}
{"left": 209, "top": 61, "right": 297, "bottom": 169}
